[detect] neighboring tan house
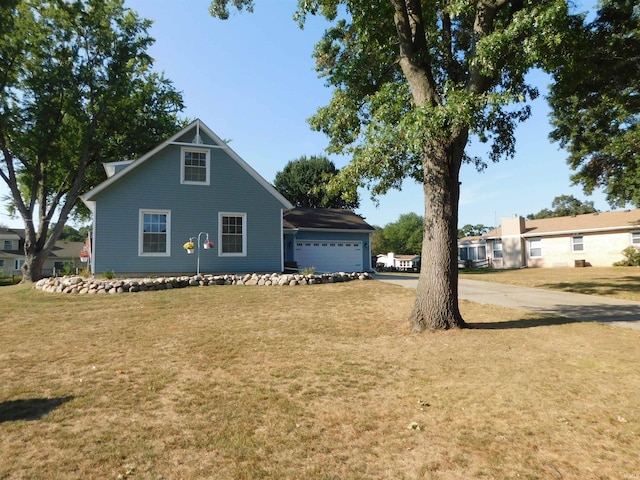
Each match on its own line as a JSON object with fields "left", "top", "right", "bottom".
{"left": 375, "top": 252, "right": 421, "bottom": 272}
{"left": 0, "top": 227, "right": 85, "bottom": 276}
{"left": 476, "top": 209, "right": 640, "bottom": 268}
{"left": 81, "top": 119, "right": 374, "bottom": 275}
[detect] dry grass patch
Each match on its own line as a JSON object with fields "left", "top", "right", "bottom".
{"left": 0, "top": 281, "right": 639, "bottom": 479}
{"left": 461, "top": 266, "right": 640, "bottom": 301}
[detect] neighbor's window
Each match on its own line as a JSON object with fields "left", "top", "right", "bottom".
{"left": 572, "top": 236, "right": 584, "bottom": 252}
{"left": 3, "top": 240, "right": 12, "bottom": 250}
{"left": 632, "top": 232, "right": 640, "bottom": 245}
{"left": 492, "top": 240, "right": 503, "bottom": 259}
{"left": 0, "top": 259, "right": 4, "bottom": 267}
{"left": 139, "top": 210, "right": 171, "bottom": 256}
{"left": 529, "top": 238, "right": 542, "bottom": 258}
{"left": 14, "top": 259, "right": 24, "bottom": 270}
{"left": 181, "top": 147, "right": 210, "bottom": 185}
{"left": 219, "top": 213, "right": 246, "bottom": 256}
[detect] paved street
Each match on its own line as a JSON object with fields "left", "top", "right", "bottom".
{"left": 375, "top": 273, "right": 640, "bottom": 330}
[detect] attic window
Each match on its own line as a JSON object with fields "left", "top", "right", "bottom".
{"left": 181, "top": 147, "right": 210, "bottom": 185}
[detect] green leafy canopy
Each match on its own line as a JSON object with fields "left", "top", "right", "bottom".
{"left": 274, "top": 155, "right": 360, "bottom": 209}
{"left": 548, "top": 0, "right": 640, "bottom": 208}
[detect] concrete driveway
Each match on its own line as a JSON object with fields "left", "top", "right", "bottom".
{"left": 375, "top": 273, "right": 640, "bottom": 330}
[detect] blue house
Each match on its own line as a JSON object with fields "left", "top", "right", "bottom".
{"left": 81, "top": 119, "right": 374, "bottom": 276}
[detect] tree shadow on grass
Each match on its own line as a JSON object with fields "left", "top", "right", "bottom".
{"left": 468, "top": 316, "right": 578, "bottom": 330}
{"left": 540, "top": 276, "right": 640, "bottom": 298}
{"left": 470, "top": 303, "right": 639, "bottom": 330}
{"left": 0, "top": 396, "right": 74, "bottom": 423}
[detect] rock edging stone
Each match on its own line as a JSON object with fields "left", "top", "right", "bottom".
{"left": 34, "top": 272, "right": 373, "bottom": 294}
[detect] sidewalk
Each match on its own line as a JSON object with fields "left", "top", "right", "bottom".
{"left": 375, "top": 273, "right": 640, "bottom": 330}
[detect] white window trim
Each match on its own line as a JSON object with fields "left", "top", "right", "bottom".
{"left": 218, "top": 212, "right": 247, "bottom": 257}
{"left": 529, "top": 238, "right": 543, "bottom": 258}
{"left": 139, "top": 209, "right": 171, "bottom": 257}
{"left": 632, "top": 232, "right": 640, "bottom": 245}
{"left": 180, "top": 147, "right": 210, "bottom": 186}
{"left": 14, "top": 258, "right": 24, "bottom": 270}
{"left": 572, "top": 236, "right": 585, "bottom": 253}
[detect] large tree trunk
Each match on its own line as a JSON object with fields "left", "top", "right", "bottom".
{"left": 408, "top": 135, "right": 467, "bottom": 331}
{"left": 21, "top": 250, "right": 47, "bottom": 283}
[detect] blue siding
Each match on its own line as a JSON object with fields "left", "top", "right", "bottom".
{"left": 91, "top": 143, "right": 284, "bottom": 274}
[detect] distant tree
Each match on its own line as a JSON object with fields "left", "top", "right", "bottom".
{"left": 274, "top": 155, "right": 359, "bottom": 209}
{"left": 458, "top": 224, "right": 491, "bottom": 239}
{"left": 49, "top": 224, "right": 84, "bottom": 243}
{"left": 527, "top": 195, "right": 598, "bottom": 220}
{"left": 370, "top": 227, "right": 388, "bottom": 256}
{"left": 377, "top": 213, "right": 423, "bottom": 255}
{"left": 548, "top": 0, "right": 640, "bottom": 207}
{"left": 0, "top": 0, "right": 185, "bottom": 282}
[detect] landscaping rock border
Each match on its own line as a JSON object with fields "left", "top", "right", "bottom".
{"left": 34, "top": 271, "right": 373, "bottom": 294}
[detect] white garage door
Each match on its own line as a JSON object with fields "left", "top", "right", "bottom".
{"left": 295, "top": 240, "right": 363, "bottom": 273}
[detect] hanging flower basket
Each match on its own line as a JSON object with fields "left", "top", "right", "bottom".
{"left": 79, "top": 249, "right": 90, "bottom": 262}
{"left": 203, "top": 240, "right": 214, "bottom": 250}
{"left": 183, "top": 241, "right": 195, "bottom": 254}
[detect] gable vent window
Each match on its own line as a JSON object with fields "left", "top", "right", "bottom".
{"left": 181, "top": 148, "right": 210, "bottom": 185}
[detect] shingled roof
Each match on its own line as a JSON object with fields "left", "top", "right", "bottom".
{"left": 283, "top": 208, "right": 375, "bottom": 231}
{"left": 485, "top": 209, "right": 640, "bottom": 238}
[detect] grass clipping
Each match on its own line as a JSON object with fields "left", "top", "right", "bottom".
{"left": 0, "top": 281, "right": 638, "bottom": 479}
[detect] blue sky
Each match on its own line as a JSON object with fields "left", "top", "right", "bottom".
{"left": 1, "top": 0, "right": 609, "bottom": 230}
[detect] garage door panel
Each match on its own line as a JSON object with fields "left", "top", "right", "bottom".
{"left": 295, "top": 241, "right": 362, "bottom": 272}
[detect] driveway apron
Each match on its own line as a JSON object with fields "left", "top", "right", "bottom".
{"left": 375, "top": 274, "right": 640, "bottom": 330}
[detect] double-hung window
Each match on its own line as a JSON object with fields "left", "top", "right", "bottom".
{"left": 632, "top": 232, "right": 640, "bottom": 245}
{"left": 3, "top": 240, "right": 12, "bottom": 250}
{"left": 572, "top": 236, "right": 584, "bottom": 252}
{"left": 139, "top": 210, "right": 171, "bottom": 256}
{"left": 492, "top": 240, "right": 503, "bottom": 259}
{"left": 529, "top": 238, "right": 542, "bottom": 258}
{"left": 181, "top": 147, "right": 210, "bottom": 185}
{"left": 219, "top": 212, "right": 246, "bottom": 256}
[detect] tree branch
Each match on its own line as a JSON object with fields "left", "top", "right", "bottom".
{"left": 389, "top": 0, "right": 440, "bottom": 105}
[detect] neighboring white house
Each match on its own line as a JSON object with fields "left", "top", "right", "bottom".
{"left": 459, "top": 209, "right": 640, "bottom": 269}
{"left": 375, "top": 252, "right": 421, "bottom": 271}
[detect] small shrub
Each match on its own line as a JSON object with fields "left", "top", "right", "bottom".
{"left": 301, "top": 266, "right": 316, "bottom": 275}
{"left": 102, "top": 270, "right": 116, "bottom": 279}
{"left": 80, "top": 268, "right": 91, "bottom": 278}
{"left": 613, "top": 246, "right": 640, "bottom": 266}
{"left": 59, "top": 261, "right": 75, "bottom": 276}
